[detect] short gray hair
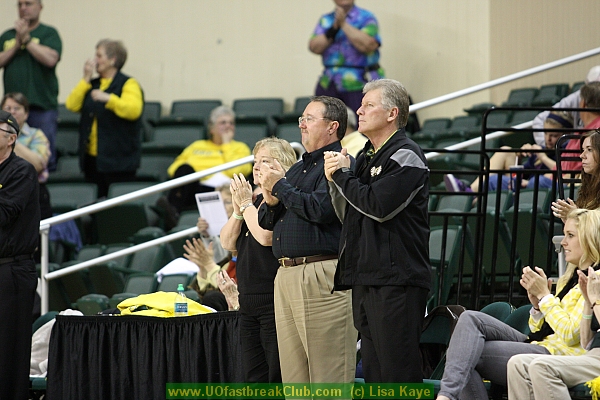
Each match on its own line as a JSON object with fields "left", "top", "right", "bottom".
{"left": 208, "top": 105, "right": 235, "bottom": 127}
{"left": 363, "top": 79, "right": 410, "bottom": 128}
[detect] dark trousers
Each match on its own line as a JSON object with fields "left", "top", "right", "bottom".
{"left": 353, "top": 285, "right": 429, "bottom": 383}
{"left": 315, "top": 82, "right": 365, "bottom": 114}
{"left": 167, "top": 164, "right": 214, "bottom": 213}
{"left": 239, "top": 294, "right": 282, "bottom": 383}
{"left": 83, "top": 154, "right": 137, "bottom": 199}
{"left": 28, "top": 108, "right": 58, "bottom": 171}
{"left": 0, "top": 260, "right": 37, "bottom": 399}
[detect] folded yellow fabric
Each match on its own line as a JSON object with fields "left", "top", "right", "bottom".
{"left": 586, "top": 377, "right": 600, "bottom": 400}
{"left": 118, "top": 291, "right": 214, "bottom": 317}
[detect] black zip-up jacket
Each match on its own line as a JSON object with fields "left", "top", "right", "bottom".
{"left": 0, "top": 152, "right": 40, "bottom": 257}
{"left": 330, "top": 129, "right": 431, "bottom": 290}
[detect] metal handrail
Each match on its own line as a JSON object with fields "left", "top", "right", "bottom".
{"left": 409, "top": 46, "right": 600, "bottom": 113}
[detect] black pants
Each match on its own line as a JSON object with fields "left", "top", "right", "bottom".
{"left": 353, "top": 285, "right": 429, "bottom": 383}
{"left": 167, "top": 164, "right": 214, "bottom": 213}
{"left": 0, "top": 260, "right": 37, "bottom": 399}
{"left": 239, "top": 294, "right": 281, "bottom": 383}
{"left": 83, "top": 154, "right": 137, "bottom": 199}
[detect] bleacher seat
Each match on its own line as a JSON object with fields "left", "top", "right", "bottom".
{"left": 235, "top": 116, "right": 270, "bottom": 149}
{"left": 76, "top": 293, "right": 110, "bottom": 315}
{"left": 55, "top": 129, "right": 79, "bottom": 158}
{"left": 276, "top": 123, "right": 301, "bottom": 143}
{"left": 532, "top": 83, "right": 570, "bottom": 106}
{"left": 413, "top": 118, "right": 452, "bottom": 138}
{"left": 92, "top": 203, "right": 150, "bottom": 244}
{"left": 463, "top": 102, "right": 496, "bottom": 117}
{"left": 170, "top": 99, "right": 222, "bottom": 123}
{"left": 156, "top": 273, "right": 195, "bottom": 292}
{"left": 501, "top": 88, "right": 539, "bottom": 107}
{"left": 233, "top": 98, "right": 284, "bottom": 118}
{"left": 137, "top": 154, "right": 173, "bottom": 182}
{"left": 48, "top": 156, "right": 85, "bottom": 183}
{"left": 447, "top": 115, "right": 481, "bottom": 138}
{"left": 142, "top": 101, "right": 162, "bottom": 125}
{"left": 107, "top": 181, "right": 161, "bottom": 227}
{"left": 57, "top": 103, "right": 79, "bottom": 126}
{"left": 141, "top": 117, "right": 204, "bottom": 156}
{"left": 47, "top": 182, "right": 98, "bottom": 213}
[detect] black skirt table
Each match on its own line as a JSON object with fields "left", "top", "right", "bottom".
{"left": 47, "top": 312, "right": 242, "bottom": 400}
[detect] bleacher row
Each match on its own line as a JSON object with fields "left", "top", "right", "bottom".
{"left": 54, "top": 96, "right": 312, "bottom": 163}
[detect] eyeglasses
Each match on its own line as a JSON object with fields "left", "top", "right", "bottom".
{"left": 298, "top": 116, "right": 329, "bottom": 125}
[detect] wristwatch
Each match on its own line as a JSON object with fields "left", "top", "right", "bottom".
{"left": 239, "top": 202, "right": 253, "bottom": 214}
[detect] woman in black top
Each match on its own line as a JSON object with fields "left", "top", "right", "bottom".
{"left": 220, "top": 137, "right": 297, "bottom": 383}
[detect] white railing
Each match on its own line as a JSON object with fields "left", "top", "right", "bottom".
{"left": 39, "top": 47, "right": 600, "bottom": 313}
{"left": 410, "top": 46, "right": 600, "bottom": 112}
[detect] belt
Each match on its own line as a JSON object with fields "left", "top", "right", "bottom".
{"left": 323, "top": 63, "right": 381, "bottom": 71}
{"left": 279, "top": 255, "right": 338, "bottom": 268}
{"left": 0, "top": 254, "right": 34, "bottom": 265}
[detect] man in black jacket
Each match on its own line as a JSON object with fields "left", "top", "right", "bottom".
{"left": 0, "top": 110, "right": 40, "bottom": 399}
{"left": 325, "top": 79, "right": 431, "bottom": 383}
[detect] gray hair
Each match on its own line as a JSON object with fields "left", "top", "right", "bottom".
{"left": 208, "top": 105, "right": 236, "bottom": 128}
{"left": 96, "top": 39, "right": 128, "bottom": 70}
{"left": 346, "top": 107, "right": 357, "bottom": 131}
{"left": 363, "top": 79, "right": 410, "bottom": 128}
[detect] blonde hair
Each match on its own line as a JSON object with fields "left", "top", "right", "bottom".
{"left": 253, "top": 137, "right": 297, "bottom": 171}
{"left": 557, "top": 208, "right": 600, "bottom": 291}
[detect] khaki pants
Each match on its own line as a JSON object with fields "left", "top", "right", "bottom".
{"left": 507, "top": 349, "right": 600, "bottom": 400}
{"left": 274, "top": 259, "right": 357, "bottom": 384}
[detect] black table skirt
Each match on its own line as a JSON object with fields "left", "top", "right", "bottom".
{"left": 47, "top": 312, "right": 243, "bottom": 400}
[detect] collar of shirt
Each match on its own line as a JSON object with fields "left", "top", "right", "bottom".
{"left": 301, "top": 141, "right": 341, "bottom": 165}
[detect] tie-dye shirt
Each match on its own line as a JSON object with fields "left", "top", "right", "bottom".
{"left": 312, "top": 5, "right": 384, "bottom": 92}
{"left": 17, "top": 123, "right": 50, "bottom": 183}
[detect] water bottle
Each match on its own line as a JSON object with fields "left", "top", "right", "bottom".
{"left": 174, "top": 284, "right": 188, "bottom": 316}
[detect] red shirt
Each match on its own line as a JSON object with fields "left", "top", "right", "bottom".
{"left": 556, "top": 116, "right": 600, "bottom": 172}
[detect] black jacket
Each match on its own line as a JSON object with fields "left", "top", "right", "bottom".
{"left": 78, "top": 71, "right": 143, "bottom": 173}
{"left": 0, "top": 152, "right": 40, "bottom": 257}
{"left": 330, "top": 129, "right": 431, "bottom": 290}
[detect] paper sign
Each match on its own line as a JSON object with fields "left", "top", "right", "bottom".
{"left": 195, "top": 191, "right": 229, "bottom": 237}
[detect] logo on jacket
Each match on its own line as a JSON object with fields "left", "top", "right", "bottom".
{"left": 370, "top": 165, "right": 382, "bottom": 176}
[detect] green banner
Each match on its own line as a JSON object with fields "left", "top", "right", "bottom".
{"left": 166, "top": 383, "right": 434, "bottom": 399}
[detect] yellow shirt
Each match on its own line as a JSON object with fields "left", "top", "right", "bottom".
{"left": 167, "top": 139, "right": 252, "bottom": 180}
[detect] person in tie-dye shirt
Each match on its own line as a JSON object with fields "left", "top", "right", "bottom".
{"left": 309, "top": 0, "right": 384, "bottom": 113}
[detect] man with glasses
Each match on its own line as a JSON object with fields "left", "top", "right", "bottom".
{"left": 257, "top": 96, "right": 357, "bottom": 386}
{"left": 0, "top": 110, "right": 40, "bottom": 399}
{"left": 325, "top": 79, "right": 431, "bottom": 383}
{"left": 0, "top": 0, "right": 62, "bottom": 171}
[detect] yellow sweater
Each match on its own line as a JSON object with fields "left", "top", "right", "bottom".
{"left": 529, "top": 283, "right": 586, "bottom": 356}
{"left": 167, "top": 139, "right": 252, "bottom": 180}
